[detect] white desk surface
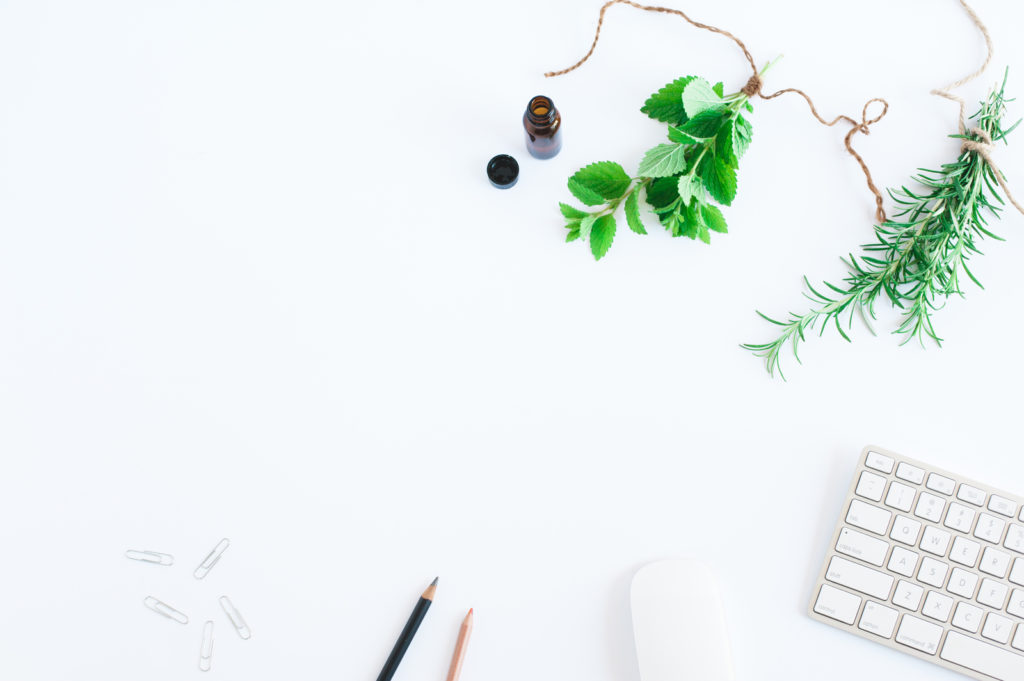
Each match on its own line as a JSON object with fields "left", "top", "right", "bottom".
{"left": 1, "top": 1, "right": 1022, "bottom": 679}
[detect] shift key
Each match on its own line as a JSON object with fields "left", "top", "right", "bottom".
{"left": 825, "top": 556, "right": 894, "bottom": 600}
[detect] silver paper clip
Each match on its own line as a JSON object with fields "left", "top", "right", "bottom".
{"left": 218, "top": 595, "right": 251, "bottom": 640}
{"left": 143, "top": 596, "right": 189, "bottom": 624}
{"left": 125, "top": 549, "right": 174, "bottom": 566}
{"left": 193, "top": 538, "right": 230, "bottom": 579}
{"left": 199, "top": 620, "right": 214, "bottom": 672}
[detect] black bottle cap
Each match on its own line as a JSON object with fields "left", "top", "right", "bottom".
{"left": 487, "top": 154, "right": 519, "bottom": 189}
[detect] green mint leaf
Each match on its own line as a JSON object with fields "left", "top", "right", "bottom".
{"left": 566, "top": 227, "right": 581, "bottom": 242}
{"left": 680, "top": 107, "right": 728, "bottom": 138}
{"left": 712, "top": 82, "right": 725, "bottom": 98}
{"left": 697, "top": 223, "right": 711, "bottom": 244}
{"left": 570, "top": 161, "right": 631, "bottom": 201}
{"left": 590, "top": 214, "right": 616, "bottom": 260}
{"left": 744, "top": 101, "right": 754, "bottom": 113}
{"left": 559, "top": 202, "right": 589, "bottom": 220}
{"left": 667, "top": 126, "right": 697, "bottom": 145}
{"left": 637, "top": 143, "right": 688, "bottom": 178}
{"left": 681, "top": 202, "right": 700, "bottom": 239}
{"left": 677, "top": 174, "right": 704, "bottom": 205}
{"left": 700, "top": 204, "right": 728, "bottom": 233}
{"left": 640, "top": 76, "right": 696, "bottom": 124}
{"left": 715, "top": 121, "right": 737, "bottom": 167}
{"left": 682, "top": 78, "right": 721, "bottom": 118}
{"left": 700, "top": 154, "right": 737, "bottom": 206}
{"left": 564, "top": 218, "right": 581, "bottom": 230}
{"left": 568, "top": 177, "right": 605, "bottom": 206}
{"left": 624, "top": 191, "right": 646, "bottom": 235}
{"left": 579, "top": 214, "right": 597, "bottom": 242}
{"left": 734, "top": 115, "right": 753, "bottom": 158}
{"left": 645, "top": 176, "right": 680, "bottom": 209}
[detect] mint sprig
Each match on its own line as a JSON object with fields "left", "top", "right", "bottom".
{"left": 561, "top": 72, "right": 764, "bottom": 260}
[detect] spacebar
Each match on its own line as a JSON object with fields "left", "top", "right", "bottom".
{"left": 940, "top": 632, "right": 1024, "bottom": 680}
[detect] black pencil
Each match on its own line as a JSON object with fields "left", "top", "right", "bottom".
{"left": 375, "top": 577, "right": 438, "bottom": 681}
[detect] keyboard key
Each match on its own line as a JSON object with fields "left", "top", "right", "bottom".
{"left": 945, "top": 503, "right": 977, "bottom": 534}
{"left": 958, "top": 484, "right": 987, "bottom": 507}
{"left": 989, "top": 495, "right": 1017, "bottom": 518}
{"left": 855, "top": 471, "right": 887, "bottom": 502}
{"left": 927, "top": 473, "right": 956, "bottom": 496}
{"left": 978, "top": 578, "right": 1009, "bottom": 609}
{"left": 1008, "top": 589, "right": 1024, "bottom": 618}
{"left": 1014, "top": 625, "right": 1024, "bottom": 652}
{"left": 948, "top": 567, "right": 980, "bottom": 599}
{"left": 858, "top": 601, "right": 898, "bottom": 638}
{"left": 983, "top": 613, "right": 1014, "bottom": 644}
{"left": 865, "top": 451, "right": 895, "bottom": 474}
{"left": 920, "top": 526, "right": 952, "bottom": 556}
{"left": 896, "top": 614, "right": 943, "bottom": 655}
{"left": 952, "top": 601, "right": 984, "bottom": 633}
{"left": 835, "top": 527, "right": 889, "bottom": 567}
{"left": 847, "top": 499, "right": 892, "bottom": 536}
{"left": 975, "top": 513, "right": 1007, "bottom": 544}
{"left": 1005, "top": 524, "right": 1024, "bottom": 554}
{"left": 980, "top": 547, "right": 1011, "bottom": 578}
{"left": 896, "top": 462, "right": 925, "bottom": 485}
{"left": 950, "top": 536, "right": 981, "bottom": 567}
{"left": 1011, "top": 558, "right": 1024, "bottom": 586}
{"left": 941, "top": 631, "right": 1024, "bottom": 678}
{"left": 886, "top": 482, "right": 916, "bottom": 513}
{"left": 892, "top": 580, "right": 924, "bottom": 610}
{"left": 888, "top": 546, "right": 919, "bottom": 577}
{"left": 915, "top": 492, "right": 946, "bottom": 523}
{"left": 918, "top": 556, "right": 949, "bottom": 588}
{"left": 922, "top": 591, "right": 954, "bottom": 622}
{"left": 825, "top": 556, "right": 894, "bottom": 600}
{"left": 813, "top": 584, "right": 861, "bottom": 625}
{"left": 890, "top": 515, "right": 922, "bottom": 546}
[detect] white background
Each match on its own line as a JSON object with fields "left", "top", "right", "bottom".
{"left": 1, "top": 0, "right": 1023, "bottom": 679}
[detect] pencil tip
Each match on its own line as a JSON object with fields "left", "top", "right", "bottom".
{"left": 430, "top": 576, "right": 439, "bottom": 586}
{"left": 468, "top": 608, "right": 474, "bottom": 616}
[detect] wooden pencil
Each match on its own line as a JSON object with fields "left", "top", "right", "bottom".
{"left": 445, "top": 608, "right": 474, "bottom": 681}
{"left": 375, "top": 577, "right": 438, "bottom": 681}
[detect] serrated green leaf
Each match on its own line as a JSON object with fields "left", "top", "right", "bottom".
{"left": 743, "top": 101, "right": 754, "bottom": 113}
{"left": 713, "top": 82, "right": 725, "bottom": 98}
{"left": 624, "top": 191, "right": 646, "bottom": 235}
{"left": 682, "top": 78, "right": 721, "bottom": 118}
{"left": 667, "top": 126, "right": 697, "bottom": 145}
{"left": 701, "top": 154, "right": 737, "bottom": 205}
{"left": 715, "top": 121, "right": 737, "bottom": 166}
{"left": 697, "top": 222, "right": 711, "bottom": 244}
{"left": 637, "top": 144, "right": 688, "bottom": 178}
{"left": 564, "top": 219, "right": 581, "bottom": 231}
{"left": 568, "top": 177, "right": 604, "bottom": 206}
{"left": 681, "top": 202, "right": 700, "bottom": 238}
{"left": 566, "top": 228, "right": 580, "bottom": 242}
{"left": 645, "top": 176, "right": 680, "bottom": 209}
{"left": 559, "top": 202, "right": 589, "bottom": 220}
{"left": 640, "top": 76, "right": 696, "bottom": 124}
{"left": 570, "top": 161, "right": 631, "bottom": 201}
{"left": 680, "top": 107, "right": 728, "bottom": 138}
{"left": 579, "top": 214, "right": 597, "bottom": 242}
{"left": 734, "top": 115, "right": 753, "bottom": 158}
{"left": 700, "top": 204, "right": 728, "bottom": 233}
{"left": 677, "top": 174, "right": 704, "bottom": 205}
{"left": 590, "top": 214, "right": 616, "bottom": 260}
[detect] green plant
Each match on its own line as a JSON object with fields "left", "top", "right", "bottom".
{"left": 744, "top": 75, "right": 1018, "bottom": 378}
{"left": 560, "top": 68, "right": 770, "bottom": 260}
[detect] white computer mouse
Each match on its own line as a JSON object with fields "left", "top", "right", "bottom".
{"left": 630, "top": 559, "right": 734, "bottom": 681}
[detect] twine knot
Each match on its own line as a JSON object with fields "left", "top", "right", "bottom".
{"left": 741, "top": 75, "right": 763, "bottom": 97}
{"left": 961, "top": 127, "right": 994, "bottom": 154}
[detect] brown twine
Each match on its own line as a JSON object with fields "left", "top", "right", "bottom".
{"left": 544, "top": 0, "right": 889, "bottom": 223}
{"left": 933, "top": 0, "right": 1024, "bottom": 216}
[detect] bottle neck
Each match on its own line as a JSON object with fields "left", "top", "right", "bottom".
{"left": 526, "top": 96, "right": 557, "bottom": 127}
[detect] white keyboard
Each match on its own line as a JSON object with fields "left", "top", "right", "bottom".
{"left": 810, "top": 447, "right": 1024, "bottom": 681}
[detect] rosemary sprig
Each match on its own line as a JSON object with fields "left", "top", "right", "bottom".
{"left": 744, "top": 73, "right": 1019, "bottom": 378}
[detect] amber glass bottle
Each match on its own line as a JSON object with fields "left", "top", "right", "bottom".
{"left": 523, "top": 95, "right": 562, "bottom": 159}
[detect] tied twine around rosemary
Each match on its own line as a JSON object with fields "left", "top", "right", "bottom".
{"left": 545, "top": 0, "right": 890, "bottom": 224}
{"left": 933, "top": 0, "right": 1024, "bottom": 216}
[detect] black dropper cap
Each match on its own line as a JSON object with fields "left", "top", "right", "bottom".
{"left": 487, "top": 154, "right": 519, "bottom": 189}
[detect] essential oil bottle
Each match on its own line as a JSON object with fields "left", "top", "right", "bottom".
{"left": 523, "top": 95, "right": 562, "bottom": 159}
